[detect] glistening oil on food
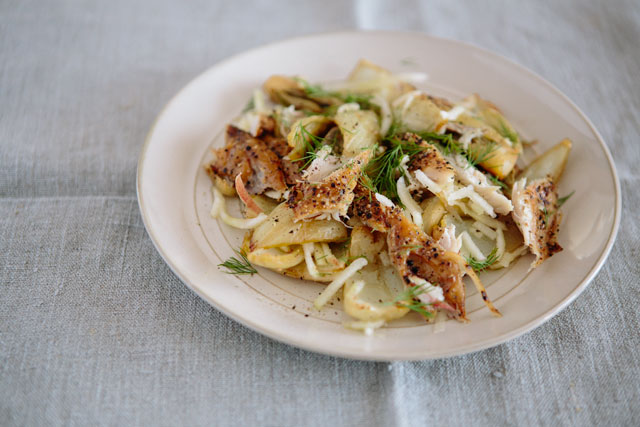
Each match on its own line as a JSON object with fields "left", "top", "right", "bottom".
{"left": 204, "top": 60, "right": 573, "bottom": 335}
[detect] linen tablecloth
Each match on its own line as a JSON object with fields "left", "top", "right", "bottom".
{"left": 1, "top": 0, "right": 638, "bottom": 425}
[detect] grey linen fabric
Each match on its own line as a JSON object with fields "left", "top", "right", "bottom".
{"left": 1, "top": 0, "right": 639, "bottom": 425}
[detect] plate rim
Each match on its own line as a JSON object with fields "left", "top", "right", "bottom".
{"left": 136, "top": 30, "right": 622, "bottom": 361}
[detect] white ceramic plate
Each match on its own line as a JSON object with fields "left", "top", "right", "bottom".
{"left": 137, "top": 31, "right": 620, "bottom": 360}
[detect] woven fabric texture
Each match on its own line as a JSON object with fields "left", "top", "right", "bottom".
{"left": 1, "top": 0, "right": 639, "bottom": 425}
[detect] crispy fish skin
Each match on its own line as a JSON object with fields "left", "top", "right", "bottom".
{"left": 206, "top": 125, "right": 288, "bottom": 195}
{"left": 511, "top": 177, "right": 563, "bottom": 268}
{"left": 350, "top": 185, "right": 468, "bottom": 319}
{"left": 402, "top": 132, "right": 456, "bottom": 188}
{"left": 260, "top": 133, "right": 301, "bottom": 185}
{"left": 385, "top": 207, "right": 468, "bottom": 319}
{"left": 287, "top": 150, "right": 372, "bottom": 221}
{"left": 351, "top": 185, "right": 393, "bottom": 233}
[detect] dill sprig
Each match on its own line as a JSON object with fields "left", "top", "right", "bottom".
{"left": 385, "top": 119, "right": 403, "bottom": 139}
{"left": 467, "top": 141, "right": 497, "bottom": 168}
{"left": 557, "top": 190, "right": 575, "bottom": 208}
{"left": 296, "top": 80, "right": 335, "bottom": 99}
{"left": 416, "top": 131, "right": 462, "bottom": 156}
{"left": 487, "top": 174, "right": 509, "bottom": 191}
{"left": 363, "top": 125, "right": 459, "bottom": 203}
{"left": 219, "top": 249, "right": 257, "bottom": 275}
{"left": 337, "top": 253, "right": 369, "bottom": 265}
{"left": 541, "top": 191, "right": 574, "bottom": 228}
{"left": 242, "top": 97, "right": 255, "bottom": 113}
{"left": 366, "top": 120, "right": 502, "bottom": 203}
{"left": 385, "top": 285, "right": 435, "bottom": 318}
{"left": 314, "top": 253, "right": 329, "bottom": 262}
{"left": 368, "top": 137, "right": 427, "bottom": 202}
{"left": 295, "top": 78, "right": 373, "bottom": 111}
{"left": 466, "top": 247, "right": 499, "bottom": 272}
{"left": 542, "top": 207, "right": 552, "bottom": 227}
{"left": 291, "top": 124, "right": 328, "bottom": 169}
{"left": 337, "top": 236, "right": 352, "bottom": 252}
{"left": 342, "top": 93, "right": 374, "bottom": 110}
{"left": 400, "top": 57, "right": 417, "bottom": 66}
{"left": 497, "top": 120, "right": 519, "bottom": 144}
{"left": 370, "top": 144, "right": 404, "bottom": 201}
{"left": 358, "top": 171, "right": 377, "bottom": 198}
{"left": 398, "top": 244, "right": 423, "bottom": 254}
{"left": 396, "top": 124, "right": 500, "bottom": 171}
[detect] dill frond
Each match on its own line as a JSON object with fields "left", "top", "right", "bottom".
{"left": 541, "top": 206, "right": 553, "bottom": 227}
{"left": 414, "top": 131, "right": 463, "bottom": 156}
{"left": 342, "top": 93, "right": 374, "bottom": 110}
{"left": 338, "top": 236, "right": 352, "bottom": 252}
{"left": 295, "top": 78, "right": 373, "bottom": 111}
{"left": 540, "top": 190, "right": 573, "bottom": 228}
{"left": 399, "top": 244, "right": 423, "bottom": 254}
{"left": 368, "top": 137, "right": 427, "bottom": 203}
{"left": 242, "top": 97, "right": 255, "bottom": 113}
{"left": 385, "top": 284, "right": 435, "bottom": 318}
{"left": 466, "top": 247, "right": 499, "bottom": 272}
{"left": 290, "top": 124, "right": 328, "bottom": 169}
{"left": 467, "top": 141, "right": 497, "bottom": 168}
{"left": 487, "top": 174, "right": 509, "bottom": 191}
{"left": 358, "top": 172, "right": 377, "bottom": 198}
{"left": 294, "top": 78, "right": 332, "bottom": 98}
{"left": 385, "top": 120, "right": 403, "bottom": 138}
{"left": 557, "top": 190, "right": 575, "bottom": 208}
{"left": 497, "top": 120, "right": 519, "bottom": 143}
{"left": 219, "top": 249, "right": 257, "bottom": 275}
